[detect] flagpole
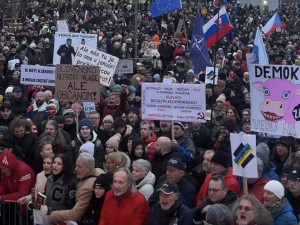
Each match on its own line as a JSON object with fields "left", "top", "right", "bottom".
{"left": 134, "top": 0, "right": 139, "bottom": 59}
{"left": 181, "top": 9, "right": 189, "bottom": 50}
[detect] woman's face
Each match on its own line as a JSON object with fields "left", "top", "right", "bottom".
{"left": 40, "top": 144, "right": 53, "bottom": 157}
{"left": 127, "top": 140, "right": 133, "bottom": 153}
{"left": 227, "top": 109, "right": 235, "bottom": 117}
{"left": 235, "top": 199, "right": 256, "bottom": 225}
{"left": 264, "top": 190, "right": 279, "bottom": 207}
{"left": 106, "top": 144, "right": 115, "bottom": 154}
{"left": 43, "top": 157, "right": 53, "bottom": 175}
{"left": 52, "top": 157, "right": 63, "bottom": 175}
{"left": 280, "top": 173, "right": 289, "bottom": 189}
{"left": 276, "top": 144, "right": 289, "bottom": 157}
{"left": 106, "top": 158, "right": 115, "bottom": 173}
{"left": 132, "top": 166, "right": 145, "bottom": 181}
{"left": 134, "top": 144, "right": 144, "bottom": 158}
{"left": 94, "top": 186, "right": 105, "bottom": 198}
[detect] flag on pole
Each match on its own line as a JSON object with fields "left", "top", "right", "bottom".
{"left": 203, "top": 6, "right": 233, "bottom": 48}
{"left": 262, "top": 12, "right": 284, "bottom": 37}
{"left": 253, "top": 28, "right": 269, "bottom": 65}
{"left": 150, "top": 0, "right": 182, "bottom": 18}
{"left": 190, "top": 11, "right": 211, "bottom": 73}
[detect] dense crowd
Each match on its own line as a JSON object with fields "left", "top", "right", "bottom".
{"left": 0, "top": 0, "right": 300, "bottom": 225}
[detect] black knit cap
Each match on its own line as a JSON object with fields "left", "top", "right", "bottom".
{"left": 132, "top": 138, "right": 145, "bottom": 151}
{"left": 94, "top": 174, "right": 112, "bottom": 192}
{"left": 211, "top": 151, "right": 230, "bottom": 169}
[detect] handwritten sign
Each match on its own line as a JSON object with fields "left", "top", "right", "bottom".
{"left": 21, "top": 65, "right": 55, "bottom": 86}
{"left": 57, "top": 20, "right": 69, "bottom": 33}
{"left": 115, "top": 59, "right": 133, "bottom": 74}
{"left": 141, "top": 83, "right": 206, "bottom": 122}
{"left": 74, "top": 44, "right": 119, "bottom": 87}
{"left": 55, "top": 65, "right": 100, "bottom": 103}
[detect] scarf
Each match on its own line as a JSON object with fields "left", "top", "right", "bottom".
{"left": 267, "top": 197, "right": 287, "bottom": 215}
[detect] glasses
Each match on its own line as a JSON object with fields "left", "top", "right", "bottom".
{"left": 89, "top": 117, "right": 100, "bottom": 120}
{"left": 208, "top": 188, "right": 221, "bottom": 193}
{"left": 237, "top": 205, "right": 254, "bottom": 212}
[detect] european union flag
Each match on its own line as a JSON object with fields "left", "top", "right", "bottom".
{"left": 150, "top": 0, "right": 182, "bottom": 18}
{"left": 190, "top": 11, "right": 211, "bottom": 73}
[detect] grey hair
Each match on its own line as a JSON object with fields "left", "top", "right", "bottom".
{"left": 35, "top": 91, "right": 46, "bottom": 99}
{"left": 46, "top": 120, "right": 58, "bottom": 130}
{"left": 257, "top": 157, "right": 264, "bottom": 172}
{"left": 205, "top": 150, "right": 215, "bottom": 155}
{"left": 132, "top": 159, "right": 151, "bottom": 177}
{"left": 114, "top": 167, "right": 137, "bottom": 196}
{"left": 210, "top": 175, "right": 227, "bottom": 190}
{"left": 77, "top": 152, "right": 95, "bottom": 169}
{"left": 231, "top": 195, "right": 273, "bottom": 225}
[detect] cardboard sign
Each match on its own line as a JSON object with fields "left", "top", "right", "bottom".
{"left": 83, "top": 102, "right": 96, "bottom": 116}
{"left": 141, "top": 83, "right": 206, "bottom": 122}
{"left": 55, "top": 65, "right": 100, "bottom": 103}
{"left": 74, "top": 44, "right": 119, "bottom": 87}
{"left": 21, "top": 65, "right": 55, "bottom": 87}
{"left": 205, "top": 66, "right": 219, "bottom": 84}
{"left": 53, "top": 32, "right": 97, "bottom": 65}
{"left": 249, "top": 64, "right": 300, "bottom": 138}
{"left": 230, "top": 133, "right": 258, "bottom": 178}
{"left": 57, "top": 20, "right": 69, "bottom": 33}
{"left": 115, "top": 59, "right": 133, "bottom": 74}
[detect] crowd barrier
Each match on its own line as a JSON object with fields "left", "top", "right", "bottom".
{"left": 0, "top": 201, "right": 31, "bottom": 225}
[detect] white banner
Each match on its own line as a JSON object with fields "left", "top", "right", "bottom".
{"left": 57, "top": 20, "right": 69, "bottom": 33}
{"left": 205, "top": 67, "right": 218, "bottom": 84}
{"left": 74, "top": 44, "right": 119, "bottom": 87}
{"left": 249, "top": 64, "right": 300, "bottom": 138}
{"left": 141, "top": 83, "right": 206, "bottom": 122}
{"left": 53, "top": 32, "right": 97, "bottom": 65}
{"left": 115, "top": 59, "right": 133, "bottom": 74}
{"left": 21, "top": 65, "right": 55, "bottom": 86}
{"left": 230, "top": 133, "right": 257, "bottom": 178}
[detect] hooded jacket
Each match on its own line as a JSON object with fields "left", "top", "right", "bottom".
{"left": 136, "top": 171, "right": 156, "bottom": 201}
{"left": 0, "top": 151, "right": 36, "bottom": 201}
{"left": 143, "top": 133, "right": 157, "bottom": 163}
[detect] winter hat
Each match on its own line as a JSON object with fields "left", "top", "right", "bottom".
{"left": 94, "top": 173, "right": 112, "bottom": 192}
{"left": 168, "top": 157, "right": 185, "bottom": 171}
{"left": 132, "top": 159, "right": 151, "bottom": 176}
{"left": 205, "top": 204, "right": 231, "bottom": 225}
{"left": 217, "top": 79, "right": 226, "bottom": 88}
{"left": 211, "top": 151, "right": 230, "bottom": 169}
{"left": 153, "top": 74, "right": 160, "bottom": 81}
{"left": 173, "top": 121, "right": 185, "bottom": 131}
{"left": 5, "top": 87, "right": 13, "bottom": 94}
{"left": 221, "top": 119, "right": 236, "bottom": 133}
{"left": 132, "top": 138, "right": 145, "bottom": 152}
{"left": 216, "top": 94, "right": 226, "bottom": 103}
{"left": 281, "top": 165, "right": 295, "bottom": 176}
{"left": 63, "top": 109, "right": 75, "bottom": 117}
{"left": 112, "top": 84, "right": 123, "bottom": 93}
{"left": 288, "top": 167, "right": 300, "bottom": 181}
{"left": 129, "top": 106, "right": 139, "bottom": 116}
{"left": 276, "top": 136, "right": 296, "bottom": 152}
{"left": 187, "top": 69, "right": 195, "bottom": 75}
{"left": 264, "top": 180, "right": 285, "bottom": 200}
{"left": 53, "top": 116, "right": 65, "bottom": 125}
{"left": 0, "top": 151, "right": 18, "bottom": 171}
{"left": 230, "top": 73, "right": 238, "bottom": 80}
{"left": 241, "top": 117, "right": 251, "bottom": 126}
{"left": 128, "top": 133, "right": 139, "bottom": 141}
{"left": 256, "top": 143, "right": 270, "bottom": 164}
{"left": 106, "top": 133, "right": 121, "bottom": 151}
{"left": 157, "top": 180, "right": 179, "bottom": 194}
{"left": 0, "top": 126, "right": 8, "bottom": 135}
{"left": 79, "top": 118, "right": 93, "bottom": 131}
{"left": 103, "top": 115, "right": 114, "bottom": 123}
{"left": 79, "top": 141, "right": 95, "bottom": 156}
{"left": 222, "top": 101, "right": 231, "bottom": 108}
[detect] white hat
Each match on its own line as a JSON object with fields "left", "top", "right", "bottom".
{"left": 264, "top": 180, "right": 285, "bottom": 199}
{"left": 5, "top": 87, "right": 13, "bottom": 94}
{"left": 79, "top": 141, "right": 95, "bottom": 156}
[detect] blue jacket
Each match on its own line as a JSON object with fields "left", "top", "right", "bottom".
{"left": 273, "top": 199, "right": 298, "bottom": 225}
{"left": 262, "top": 162, "right": 279, "bottom": 181}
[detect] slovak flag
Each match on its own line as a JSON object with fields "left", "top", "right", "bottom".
{"left": 262, "top": 12, "right": 284, "bottom": 37}
{"left": 203, "top": 6, "right": 233, "bottom": 48}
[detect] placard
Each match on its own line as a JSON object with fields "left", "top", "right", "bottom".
{"left": 55, "top": 65, "right": 100, "bottom": 103}
{"left": 141, "top": 83, "right": 206, "bottom": 122}
{"left": 74, "top": 44, "right": 119, "bottom": 87}
{"left": 205, "top": 66, "right": 218, "bottom": 84}
{"left": 115, "top": 59, "right": 133, "bottom": 74}
{"left": 21, "top": 65, "right": 55, "bottom": 86}
{"left": 83, "top": 102, "right": 96, "bottom": 116}
{"left": 57, "top": 20, "right": 69, "bottom": 33}
{"left": 249, "top": 64, "right": 300, "bottom": 138}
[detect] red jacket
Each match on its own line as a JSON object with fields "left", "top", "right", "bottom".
{"left": 143, "top": 133, "right": 157, "bottom": 163}
{"left": 239, "top": 178, "right": 269, "bottom": 203}
{"left": 197, "top": 167, "right": 240, "bottom": 206}
{"left": 0, "top": 151, "right": 36, "bottom": 202}
{"left": 99, "top": 190, "right": 150, "bottom": 225}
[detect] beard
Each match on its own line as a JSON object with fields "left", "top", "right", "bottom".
{"left": 154, "top": 150, "right": 162, "bottom": 159}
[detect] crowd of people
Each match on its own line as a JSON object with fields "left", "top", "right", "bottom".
{"left": 0, "top": 0, "right": 300, "bottom": 225}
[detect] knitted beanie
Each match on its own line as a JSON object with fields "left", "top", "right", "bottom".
{"left": 256, "top": 143, "right": 270, "bottom": 164}
{"left": 222, "top": 119, "right": 236, "bottom": 133}
{"left": 132, "top": 138, "right": 145, "bottom": 152}
{"left": 206, "top": 204, "right": 231, "bottom": 225}
{"left": 103, "top": 115, "right": 114, "bottom": 123}
{"left": 211, "top": 151, "right": 230, "bottom": 169}
{"left": 216, "top": 94, "right": 226, "bottom": 103}
{"left": 264, "top": 180, "right": 285, "bottom": 199}
{"left": 94, "top": 173, "right": 112, "bottom": 192}
{"left": 106, "top": 133, "right": 121, "bottom": 151}
{"left": 79, "top": 118, "right": 93, "bottom": 131}
{"left": 79, "top": 141, "right": 95, "bottom": 156}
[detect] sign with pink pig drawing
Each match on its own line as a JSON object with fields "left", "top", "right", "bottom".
{"left": 249, "top": 64, "right": 300, "bottom": 138}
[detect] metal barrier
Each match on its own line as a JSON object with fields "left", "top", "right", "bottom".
{"left": 0, "top": 201, "right": 32, "bottom": 225}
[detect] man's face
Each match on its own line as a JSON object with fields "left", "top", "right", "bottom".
{"left": 113, "top": 171, "right": 129, "bottom": 197}
{"left": 140, "top": 124, "right": 152, "bottom": 139}
{"left": 288, "top": 177, "right": 300, "bottom": 197}
{"left": 202, "top": 152, "right": 214, "bottom": 173}
{"left": 67, "top": 39, "right": 72, "bottom": 46}
{"left": 264, "top": 190, "right": 279, "bottom": 207}
{"left": 108, "top": 95, "right": 116, "bottom": 106}
{"left": 35, "top": 94, "right": 44, "bottom": 105}
{"left": 80, "top": 126, "right": 91, "bottom": 139}
{"left": 14, "top": 126, "right": 25, "bottom": 139}
{"left": 88, "top": 113, "right": 100, "bottom": 128}
{"left": 220, "top": 126, "right": 230, "bottom": 138}
{"left": 173, "top": 125, "right": 184, "bottom": 138}
{"left": 166, "top": 166, "right": 184, "bottom": 183}
{"left": 159, "top": 192, "right": 179, "bottom": 210}
{"left": 160, "top": 121, "right": 171, "bottom": 133}
{"left": 128, "top": 112, "right": 138, "bottom": 122}
{"left": 75, "top": 158, "right": 91, "bottom": 179}
{"left": 103, "top": 121, "right": 113, "bottom": 130}
{"left": 242, "top": 123, "right": 251, "bottom": 133}
{"left": 208, "top": 180, "right": 227, "bottom": 203}
{"left": 12, "top": 91, "right": 22, "bottom": 99}
{"left": 192, "top": 123, "right": 203, "bottom": 131}
{"left": 1, "top": 167, "right": 13, "bottom": 176}
{"left": 65, "top": 115, "right": 74, "bottom": 124}
{"left": 45, "top": 124, "right": 56, "bottom": 136}
{"left": 0, "top": 109, "right": 12, "bottom": 120}
{"left": 211, "top": 162, "right": 226, "bottom": 175}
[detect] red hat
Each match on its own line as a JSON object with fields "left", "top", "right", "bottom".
{"left": 0, "top": 151, "right": 18, "bottom": 171}
{"left": 230, "top": 73, "right": 238, "bottom": 80}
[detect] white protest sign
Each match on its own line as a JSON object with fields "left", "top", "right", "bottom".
{"left": 115, "top": 59, "right": 133, "bottom": 74}
{"left": 21, "top": 65, "right": 55, "bottom": 86}
{"left": 83, "top": 102, "right": 96, "bottom": 116}
{"left": 141, "top": 83, "right": 206, "bottom": 122}
{"left": 205, "top": 67, "right": 218, "bottom": 84}
{"left": 249, "top": 64, "right": 300, "bottom": 138}
{"left": 246, "top": 53, "right": 257, "bottom": 65}
{"left": 57, "top": 20, "right": 69, "bottom": 33}
{"left": 74, "top": 44, "right": 119, "bottom": 87}
{"left": 230, "top": 133, "right": 257, "bottom": 178}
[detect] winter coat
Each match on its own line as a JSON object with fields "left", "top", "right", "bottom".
{"left": 0, "top": 113, "right": 15, "bottom": 127}
{"left": 0, "top": 152, "right": 36, "bottom": 201}
{"left": 239, "top": 178, "right": 269, "bottom": 203}
{"left": 49, "top": 168, "right": 104, "bottom": 224}
{"left": 285, "top": 190, "right": 300, "bottom": 221}
{"left": 143, "top": 133, "right": 157, "bottom": 163}
{"left": 131, "top": 67, "right": 147, "bottom": 90}
{"left": 262, "top": 162, "right": 279, "bottom": 181}
{"left": 273, "top": 199, "right": 298, "bottom": 225}
{"left": 146, "top": 195, "right": 193, "bottom": 225}
{"left": 99, "top": 190, "right": 150, "bottom": 225}
{"left": 197, "top": 168, "right": 240, "bottom": 206}
{"left": 99, "top": 92, "right": 127, "bottom": 121}
{"left": 270, "top": 150, "right": 287, "bottom": 175}
{"left": 136, "top": 171, "right": 156, "bottom": 201}
{"left": 118, "top": 125, "right": 134, "bottom": 153}
{"left": 28, "top": 53, "right": 46, "bottom": 66}
{"left": 175, "top": 135, "right": 196, "bottom": 164}
{"left": 11, "top": 97, "right": 29, "bottom": 117}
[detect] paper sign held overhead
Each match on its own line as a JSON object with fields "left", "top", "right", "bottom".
{"left": 55, "top": 64, "right": 100, "bottom": 103}
{"left": 56, "top": 20, "right": 69, "bottom": 33}
{"left": 21, "top": 65, "right": 55, "bottom": 87}
{"left": 74, "top": 44, "right": 119, "bottom": 87}
{"left": 115, "top": 59, "right": 133, "bottom": 74}
{"left": 205, "top": 66, "right": 219, "bottom": 84}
